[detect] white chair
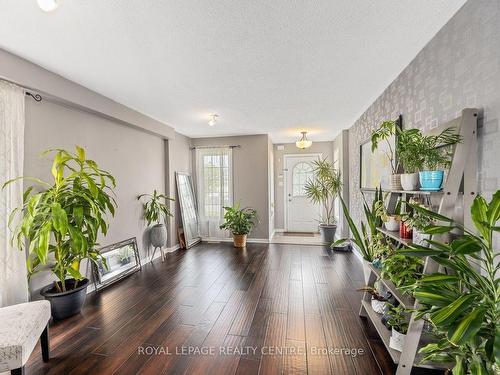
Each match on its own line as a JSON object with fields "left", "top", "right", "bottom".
{"left": 0, "top": 300, "right": 51, "bottom": 375}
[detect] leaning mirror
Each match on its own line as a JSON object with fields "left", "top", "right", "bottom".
{"left": 175, "top": 172, "right": 201, "bottom": 248}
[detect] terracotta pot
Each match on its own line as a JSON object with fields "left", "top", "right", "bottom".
{"left": 400, "top": 221, "right": 413, "bottom": 239}
{"left": 233, "top": 234, "right": 247, "bottom": 248}
{"left": 390, "top": 174, "right": 402, "bottom": 191}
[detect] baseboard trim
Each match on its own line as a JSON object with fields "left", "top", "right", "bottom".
{"left": 274, "top": 228, "right": 285, "bottom": 233}
{"left": 202, "top": 237, "right": 270, "bottom": 244}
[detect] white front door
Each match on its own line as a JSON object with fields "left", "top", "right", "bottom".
{"left": 285, "top": 154, "right": 321, "bottom": 232}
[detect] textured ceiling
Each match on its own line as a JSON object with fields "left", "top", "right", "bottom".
{"left": 0, "top": 0, "right": 466, "bottom": 142}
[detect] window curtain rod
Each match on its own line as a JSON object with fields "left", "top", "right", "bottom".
{"left": 0, "top": 78, "right": 43, "bottom": 102}
{"left": 190, "top": 145, "right": 241, "bottom": 150}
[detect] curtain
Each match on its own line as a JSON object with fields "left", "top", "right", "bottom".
{"left": 196, "top": 147, "right": 233, "bottom": 239}
{"left": 0, "top": 81, "right": 28, "bottom": 307}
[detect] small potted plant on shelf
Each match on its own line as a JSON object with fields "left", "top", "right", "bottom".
{"left": 419, "top": 127, "right": 461, "bottom": 191}
{"left": 397, "top": 128, "right": 425, "bottom": 191}
{"left": 371, "top": 119, "right": 401, "bottom": 190}
{"left": 381, "top": 253, "right": 423, "bottom": 294}
{"left": 387, "top": 304, "right": 409, "bottom": 352}
{"left": 304, "top": 158, "right": 342, "bottom": 246}
{"left": 358, "top": 284, "right": 394, "bottom": 314}
{"left": 219, "top": 203, "right": 258, "bottom": 248}
{"left": 3, "top": 146, "right": 117, "bottom": 320}
{"left": 402, "top": 198, "right": 433, "bottom": 245}
{"left": 137, "top": 190, "right": 174, "bottom": 258}
{"left": 374, "top": 197, "right": 400, "bottom": 232}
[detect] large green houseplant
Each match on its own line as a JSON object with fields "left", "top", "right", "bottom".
{"left": 137, "top": 189, "right": 174, "bottom": 260}
{"left": 397, "top": 128, "right": 424, "bottom": 191}
{"left": 3, "top": 146, "right": 116, "bottom": 320}
{"left": 219, "top": 203, "right": 258, "bottom": 248}
{"left": 304, "top": 158, "right": 342, "bottom": 245}
{"left": 371, "top": 119, "right": 401, "bottom": 190}
{"left": 400, "top": 191, "right": 500, "bottom": 374}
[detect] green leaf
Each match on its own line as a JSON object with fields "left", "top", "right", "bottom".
{"left": 469, "top": 358, "right": 488, "bottom": 375}
{"left": 51, "top": 202, "right": 68, "bottom": 235}
{"left": 37, "top": 222, "right": 51, "bottom": 264}
{"left": 66, "top": 267, "right": 83, "bottom": 280}
{"left": 486, "top": 190, "right": 500, "bottom": 225}
{"left": 414, "top": 291, "right": 455, "bottom": 307}
{"left": 423, "top": 224, "right": 455, "bottom": 234}
{"left": 76, "top": 145, "right": 86, "bottom": 161}
{"left": 417, "top": 274, "right": 460, "bottom": 285}
{"left": 450, "top": 236, "right": 482, "bottom": 255}
{"left": 448, "top": 308, "right": 485, "bottom": 345}
{"left": 452, "top": 357, "right": 465, "bottom": 375}
{"left": 471, "top": 195, "right": 489, "bottom": 238}
{"left": 430, "top": 294, "right": 476, "bottom": 326}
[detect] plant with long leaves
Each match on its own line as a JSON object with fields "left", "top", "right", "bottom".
{"left": 3, "top": 146, "right": 117, "bottom": 293}
{"left": 304, "top": 158, "right": 342, "bottom": 225}
{"left": 371, "top": 120, "right": 399, "bottom": 174}
{"left": 420, "top": 127, "right": 462, "bottom": 170}
{"left": 137, "top": 190, "right": 174, "bottom": 226}
{"left": 399, "top": 191, "right": 500, "bottom": 374}
{"left": 333, "top": 194, "right": 378, "bottom": 262}
{"left": 397, "top": 128, "right": 425, "bottom": 173}
{"left": 219, "top": 203, "right": 258, "bottom": 235}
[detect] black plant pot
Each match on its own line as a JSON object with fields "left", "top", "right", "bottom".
{"left": 40, "top": 278, "right": 89, "bottom": 320}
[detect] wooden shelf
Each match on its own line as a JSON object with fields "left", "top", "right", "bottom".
{"left": 368, "top": 263, "right": 415, "bottom": 309}
{"left": 376, "top": 227, "right": 412, "bottom": 246}
{"left": 388, "top": 189, "right": 443, "bottom": 195}
{"left": 361, "top": 300, "right": 401, "bottom": 363}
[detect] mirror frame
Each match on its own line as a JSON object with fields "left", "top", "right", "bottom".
{"left": 175, "top": 171, "right": 201, "bottom": 249}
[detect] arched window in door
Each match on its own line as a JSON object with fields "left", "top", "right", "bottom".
{"left": 292, "top": 162, "right": 314, "bottom": 196}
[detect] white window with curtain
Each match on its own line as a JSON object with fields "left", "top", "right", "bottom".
{"left": 195, "top": 147, "right": 233, "bottom": 239}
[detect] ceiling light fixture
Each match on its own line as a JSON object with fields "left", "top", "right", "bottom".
{"left": 208, "top": 114, "right": 218, "bottom": 126}
{"left": 37, "top": 0, "right": 58, "bottom": 12}
{"left": 296, "top": 131, "right": 313, "bottom": 149}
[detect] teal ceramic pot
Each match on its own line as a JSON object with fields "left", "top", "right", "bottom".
{"left": 419, "top": 170, "right": 444, "bottom": 191}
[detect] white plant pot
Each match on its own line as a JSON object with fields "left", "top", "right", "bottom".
{"left": 413, "top": 229, "right": 430, "bottom": 246}
{"left": 390, "top": 328, "right": 406, "bottom": 352}
{"left": 385, "top": 216, "right": 399, "bottom": 232}
{"left": 400, "top": 173, "right": 419, "bottom": 191}
{"left": 371, "top": 299, "right": 386, "bottom": 314}
{"left": 362, "top": 260, "right": 372, "bottom": 284}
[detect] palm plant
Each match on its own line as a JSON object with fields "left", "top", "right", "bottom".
{"left": 396, "top": 128, "right": 425, "bottom": 173}
{"left": 3, "top": 146, "right": 116, "bottom": 293}
{"left": 400, "top": 191, "right": 500, "bottom": 374}
{"left": 304, "top": 158, "right": 342, "bottom": 225}
{"left": 137, "top": 189, "right": 174, "bottom": 226}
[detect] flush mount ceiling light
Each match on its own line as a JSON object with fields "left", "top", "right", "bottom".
{"left": 37, "top": 0, "right": 58, "bottom": 12}
{"left": 208, "top": 114, "right": 219, "bottom": 126}
{"left": 296, "top": 131, "right": 313, "bottom": 149}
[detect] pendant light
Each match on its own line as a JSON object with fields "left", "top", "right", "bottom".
{"left": 295, "top": 131, "right": 312, "bottom": 149}
{"left": 37, "top": 0, "right": 58, "bottom": 12}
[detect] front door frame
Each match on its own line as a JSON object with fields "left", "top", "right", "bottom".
{"left": 283, "top": 153, "right": 322, "bottom": 232}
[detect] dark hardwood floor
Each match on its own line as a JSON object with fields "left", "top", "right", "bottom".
{"left": 26, "top": 242, "right": 440, "bottom": 375}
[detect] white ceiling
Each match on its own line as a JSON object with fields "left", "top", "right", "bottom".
{"left": 0, "top": 0, "right": 465, "bottom": 142}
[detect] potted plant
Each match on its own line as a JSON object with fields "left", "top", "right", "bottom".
{"left": 419, "top": 127, "right": 461, "bottom": 191}
{"left": 304, "top": 158, "right": 342, "bottom": 245}
{"left": 374, "top": 197, "right": 400, "bottom": 232}
{"left": 3, "top": 146, "right": 117, "bottom": 320}
{"left": 219, "top": 203, "right": 258, "bottom": 248}
{"left": 358, "top": 285, "right": 393, "bottom": 314}
{"left": 400, "top": 191, "right": 499, "bottom": 374}
{"left": 381, "top": 253, "right": 423, "bottom": 294}
{"left": 397, "top": 128, "right": 424, "bottom": 191}
{"left": 137, "top": 190, "right": 174, "bottom": 257}
{"left": 387, "top": 304, "right": 409, "bottom": 352}
{"left": 371, "top": 120, "right": 401, "bottom": 190}
{"left": 402, "top": 198, "right": 433, "bottom": 245}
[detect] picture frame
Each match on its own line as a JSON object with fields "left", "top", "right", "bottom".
{"left": 92, "top": 237, "right": 141, "bottom": 291}
{"left": 360, "top": 115, "right": 402, "bottom": 190}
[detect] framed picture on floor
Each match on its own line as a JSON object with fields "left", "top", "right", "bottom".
{"left": 360, "top": 115, "right": 402, "bottom": 190}
{"left": 92, "top": 237, "right": 141, "bottom": 291}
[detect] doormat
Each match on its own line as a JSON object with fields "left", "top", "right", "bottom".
{"left": 283, "top": 232, "right": 316, "bottom": 237}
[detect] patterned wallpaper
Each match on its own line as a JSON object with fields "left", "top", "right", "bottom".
{"left": 348, "top": 0, "right": 500, "bottom": 230}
